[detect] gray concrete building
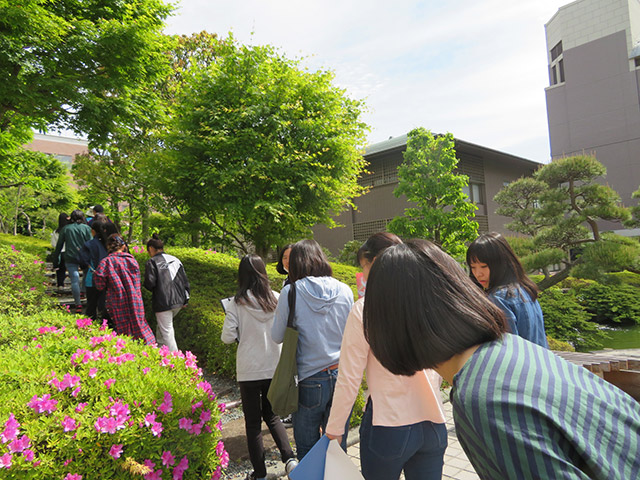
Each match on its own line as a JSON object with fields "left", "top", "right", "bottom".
{"left": 312, "top": 134, "right": 541, "bottom": 255}
{"left": 545, "top": 0, "right": 640, "bottom": 225}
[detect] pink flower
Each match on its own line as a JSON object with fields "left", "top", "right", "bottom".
{"left": 172, "top": 456, "right": 188, "bottom": 480}
{"left": 144, "top": 413, "right": 157, "bottom": 427}
{"left": 219, "top": 450, "right": 229, "bottom": 469}
{"left": 215, "top": 420, "right": 222, "bottom": 431}
{"left": 76, "top": 318, "right": 92, "bottom": 329}
{"left": 8, "top": 435, "right": 30, "bottom": 453}
{"left": 178, "top": 418, "right": 193, "bottom": 431}
{"left": 211, "top": 466, "right": 222, "bottom": 480}
{"left": 218, "top": 403, "right": 226, "bottom": 413}
{"left": 27, "top": 394, "right": 58, "bottom": 414}
{"left": 61, "top": 416, "right": 78, "bottom": 432}
{"left": 104, "top": 379, "right": 116, "bottom": 389}
{"left": 200, "top": 409, "right": 211, "bottom": 423}
{"left": 196, "top": 381, "right": 212, "bottom": 395}
{"left": 161, "top": 450, "right": 175, "bottom": 467}
{"left": 64, "top": 474, "right": 82, "bottom": 480}
{"left": 75, "top": 403, "right": 88, "bottom": 413}
{"left": 191, "top": 401, "right": 203, "bottom": 413}
{"left": 215, "top": 441, "right": 225, "bottom": 456}
{"left": 71, "top": 387, "right": 81, "bottom": 397}
{"left": 1, "top": 413, "right": 20, "bottom": 443}
{"left": 109, "top": 444, "right": 123, "bottom": 459}
{"left": 143, "top": 367, "right": 150, "bottom": 375}
{"left": 151, "top": 422, "right": 163, "bottom": 437}
{"left": 158, "top": 392, "right": 172, "bottom": 414}
{"left": 145, "top": 469, "right": 163, "bottom": 480}
{"left": 189, "top": 422, "right": 203, "bottom": 436}
{"left": 0, "top": 453, "right": 12, "bottom": 469}
{"left": 23, "top": 449, "right": 34, "bottom": 462}
{"left": 88, "top": 368, "right": 98, "bottom": 378}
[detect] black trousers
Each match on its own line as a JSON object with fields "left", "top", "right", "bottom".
{"left": 85, "top": 286, "right": 106, "bottom": 321}
{"left": 239, "top": 379, "right": 295, "bottom": 478}
{"left": 55, "top": 257, "right": 66, "bottom": 287}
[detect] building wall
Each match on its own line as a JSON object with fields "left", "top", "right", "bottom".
{"left": 312, "top": 140, "right": 539, "bottom": 255}
{"left": 545, "top": 0, "right": 640, "bottom": 210}
{"left": 23, "top": 133, "right": 88, "bottom": 168}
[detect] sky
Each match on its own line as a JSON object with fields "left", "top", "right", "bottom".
{"left": 164, "top": 0, "right": 572, "bottom": 163}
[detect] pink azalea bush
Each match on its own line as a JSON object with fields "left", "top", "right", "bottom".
{"left": 0, "top": 310, "right": 226, "bottom": 478}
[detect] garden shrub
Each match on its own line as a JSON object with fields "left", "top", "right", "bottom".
{"left": 538, "top": 288, "right": 605, "bottom": 351}
{"left": 547, "top": 336, "right": 575, "bottom": 352}
{"left": 0, "top": 310, "right": 225, "bottom": 479}
{"left": 338, "top": 240, "right": 362, "bottom": 267}
{"left": 574, "top": 283, "right": 640, "bottom": 325}
{"left": 0, "top": 244, "right": 56, "bottom": 316}
{"left": 605, "top": 270, "right": 640, "bottom": 288}
{"left": 0, "top": 233, "right": 50, "bottom": 257}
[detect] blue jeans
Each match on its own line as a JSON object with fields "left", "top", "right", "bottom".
{"left": 66, "top": 262, "right": 81, "bottom": 306}
{"left": 292, "top": 368, "right": 348, "bottom": 459}
{"left": 359, "top": 400, "right": 447, "bottom": 480}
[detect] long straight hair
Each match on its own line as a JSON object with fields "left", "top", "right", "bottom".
{"left": 357, "top": 232, "right": 402, "bottom": 264}
{"left": 235, "top": 254, "right": 278, "bottom": 312}
{"left": 466, "top": 232, "right": 539, "bottom": 300}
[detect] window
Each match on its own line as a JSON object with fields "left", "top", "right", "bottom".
{"left": 352, "top": 219, "right": 393, "bottom": 242}
{"left": 462, "top": 182, "right": 487, "bottom": 215}
{"left": 358, "top": 156, "right": 401, "bottom": 187}
{"left": 549, "top": 41, "right": 565, "bottom": 86}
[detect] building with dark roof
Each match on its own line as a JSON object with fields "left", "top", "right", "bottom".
{"left": 312, "top": 134, "right": 542, "bottom": 254}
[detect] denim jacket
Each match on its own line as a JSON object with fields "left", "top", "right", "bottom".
{"left": 489, "top": 285, "right": 548, "bottom": 348}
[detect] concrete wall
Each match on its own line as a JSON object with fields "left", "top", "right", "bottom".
{"left": 24, "top": 133, "right": 89, "bottom": 168}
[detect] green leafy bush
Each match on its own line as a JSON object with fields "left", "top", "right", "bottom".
{"left": 0, "top": 310, "right": 225, "bottom": 479}
{"left": 0, "top": 244, "right": 56, "bottom": 316}
{"left": 0, "top": 233, "right": 50, "bottom": 257}
{"left": 574, "top": 283, "right": 640, "bottom": 325}
{"left": 605, "top": 270, "right": 640, "bottom": 288}
{"left": 338, "top": 240, "right": 362, "bottom": 267}
{"left": 538, "top": 288, "right": 605, "bottom": 351}
{"left": 547, "top": 336, "right": 575, "bottom": 352}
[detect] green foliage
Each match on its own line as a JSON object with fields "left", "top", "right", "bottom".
{"left": 0, "top": 244, "right": 56, "bottom": 316}
{"left": 626, "top": 186, "right": 640, "bottom": 228}
{"left": 606, "top": 270, "right": 640, "bottom": 288}
{"left": 0, "top": 233, "right": 50, "bottom": 257}
{"left": 495, "top": 155, "right": 634, "bottom": 289}
{"left": 388, "top": 128, "right": 478, "bottom": 257}
{"left": 503, "top": 236, "right": 536, "bottom": 259}
{"left": 161, "top": 37, "right": 369, "bottom": 256}
{"left": 0, "top": 310, "right": 224, "bottom": 479}
{"left": 546, "top": 336, "right": 575, "bottom": 352}
{"left": 338, "top": 240, "right": 362, "bottom": 267}
{"left": 538, "top": 288, "right": 605, "bottom": 351}
{"left": 574, "top": 283, "right": 640, "bottom": 325}
{"left": 0, "top": 0, "right": 174, "bottom": 150}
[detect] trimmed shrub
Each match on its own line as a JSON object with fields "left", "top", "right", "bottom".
{"left": 0, "top": 233, "right": 51, "bottom": 257}
{"left": 0, "top": 310, "right": 224, "bottom": 479}
{"left": 574, "top": 283, "right": 640, "bottom": 325}
{"left": 547, "top": 336, "right": 575, "bottom": 352}
{"left": 338, "top": 240, "right": 362, "bottom": 267}
{"left": 0, "top": 244, "right": 56, "bottom": 316}
{"left": 538, "top": 288, "right": 605, "bottom": 351}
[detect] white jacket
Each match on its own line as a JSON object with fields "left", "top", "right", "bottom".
{"left": 221, "top": 290, "right": 282, "bottom": 382}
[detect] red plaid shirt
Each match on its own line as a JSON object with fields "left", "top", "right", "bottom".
{"left": 94, "top": 252, "right": 155, "bottom": 345}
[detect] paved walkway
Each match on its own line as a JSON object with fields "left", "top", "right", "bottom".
{"left": 344, "top": 400, "right": 479, "bottom": 480}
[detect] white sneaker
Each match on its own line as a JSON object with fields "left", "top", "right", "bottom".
{"left": 285, "top": 458, "right": 298, "bottom": 478}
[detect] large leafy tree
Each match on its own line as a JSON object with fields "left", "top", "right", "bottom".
{"left": 0, "top": 0, "right": 173, "bottom": 152}
{"left": 162, "top": 39, "right": 369, "bottom": 257}
{"left": 387, "top": 128, "right": 478, "bottom": 257}
{"left": 495, "top": 155, "right": 638, "bottom": 289}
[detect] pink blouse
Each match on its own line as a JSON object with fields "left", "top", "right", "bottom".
{"left": 326, "top": 298, "right": 446, "bottom": 436}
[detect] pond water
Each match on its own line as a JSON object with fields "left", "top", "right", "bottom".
{"left": 598, "top": 324, "right": 640, "bottom": 349}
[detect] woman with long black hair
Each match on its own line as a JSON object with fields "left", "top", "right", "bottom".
{"left": 221, "top": 255, "right": 296, "bottom": 480}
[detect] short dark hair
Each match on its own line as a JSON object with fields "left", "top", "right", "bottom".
{"left": 363, "top": 240, "right": 507, "bottom": 376}
{"left": 70, "top": 209, "right": 87, "bottom": 224}
{"left": 288, "top": 239, "right": 332, "bottom": 282}
{"left": 99, "top": 222, "right": 119, "bottom": 249}
{"left": 357, "top": 232, "right": 402, "bottom": 264}
{"left": 236, "top": 254, "right": 277, "bottom": 312}
{"left": 466, "top": 232, "right": 539, "bottom": 300}
{"left": 56, "top": 213, "right": 69, "bottom": 233}
{"left": 276, "top": 244, "right": 293, "bottom": 275}
{"left": 93, "top": 204, "right": 104, "bottom": 214}
{"left": 146, "top": 233, "right": 164, "bottom": 251}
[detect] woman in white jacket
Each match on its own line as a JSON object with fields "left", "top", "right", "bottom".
{"left": 221, "top": 254, "right": 297, "bottom": 480}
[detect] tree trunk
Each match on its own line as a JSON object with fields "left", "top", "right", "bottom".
{"left": 536, "top": 263, "right": 575, "bottom": 290}
{"left": 140, "top": 198, "right": 150, "bottom": 242}
{"left": 13, "top": 184, "right": 22, "bottom": 235}
{"left": 21, "top": 212, "right": 32, "bottom": 236}
{"left": 127, "top": 203, "right": 134, "bottom": 244}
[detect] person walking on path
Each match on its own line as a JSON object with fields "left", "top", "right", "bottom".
{"left": 94, "top": 234, "right": 155, "bottom": 345}
{"left": 221, "top": 255, "right": 297, "bottom": 480}
{"left": 50, "top": 212, "right": 69, "bottom": 291}
{"left": 467, "top": 232, "right": 548, "bottom": 348}
{"left": 276, "top": 244, "right": 293, "bottom": 288}
{"left": 326, "top": 233, "right": 447, "bottom": 480}
{"left": 363, "top": 240, "right": 640, "bottom": 480}
{"left": 271, "top": 239, "right": 354, "bottom": 460}
{"left": 52, "top": 209, "right": 92, "bottom": 314}
{"left": 76, "top": 217, "right": 109, "bottom": 321}
{"left": 144, "top": 234, "right": 190, "bottom": 352}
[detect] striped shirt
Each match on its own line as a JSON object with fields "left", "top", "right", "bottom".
{"left": 451, "top": 334, "right": 640, "bottom": 479}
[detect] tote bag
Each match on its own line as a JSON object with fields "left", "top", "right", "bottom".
{"left": 267, "top": 284, "right": 299, "bottom": 417}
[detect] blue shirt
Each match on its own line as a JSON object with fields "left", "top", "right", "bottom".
{"left": 452, "top": 334, "right": 640, "bottom": 479}
{"left": 490, "top": 285, "right": 548, "bottom": 348}
{"left": 272, "top": 276, "right": 353, "bottom": 380}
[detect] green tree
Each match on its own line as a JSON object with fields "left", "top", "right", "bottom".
{"left": 0, "top": 0, "right": 173, "bottom": 152}
{"left": 627, "top": 186, "right": 640, "bottom": 227}
{"left": 161, "top": 39, "right": 369, "bottom": 257}
{"left": 495, "top": 155, "right": 638, "bottom": 289}
{"left": 387, "top": 128, "right": 478, "bottom": 257}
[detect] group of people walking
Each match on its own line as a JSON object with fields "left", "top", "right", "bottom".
{"left": 222, "top": 233, "right": 640, "bottom": 480}
{"left": 51, "top": 207, "right": 190, "bottom": 351}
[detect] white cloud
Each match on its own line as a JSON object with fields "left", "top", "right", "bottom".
{"left": 164, "top": 0, "right": 572, "bottom": 162}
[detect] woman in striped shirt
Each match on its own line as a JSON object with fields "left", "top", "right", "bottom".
{"left": 363, "top": 240, "right": 640, "bottom": 480}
